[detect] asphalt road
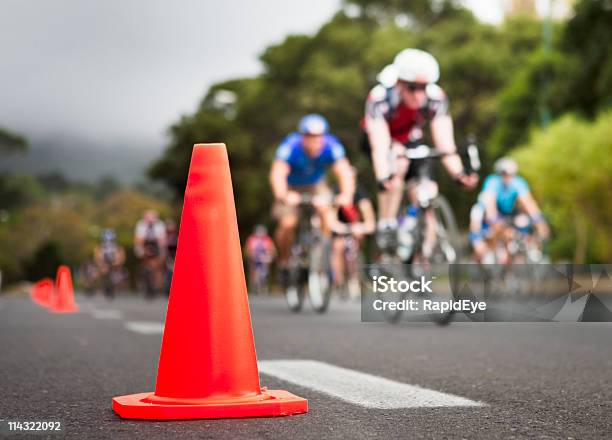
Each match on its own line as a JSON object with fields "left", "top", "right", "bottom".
{"left": 1, "top": 293, "right": 611, "bottom": 439}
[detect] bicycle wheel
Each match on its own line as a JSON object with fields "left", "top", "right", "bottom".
{"left": 344, "top": 237, "right": 363, "bottom": 301}
{"left": 431, "top": 196, "right": 460, "bottom": 264}
{"left": 103, "top": 271, "right": 115, "bottom": 300}
{"left": 307, "top": 239, "right": 333, "bottom": 313}
{"left": 370, "top": 255, "right": 407, "bottom": 324}
{"left": 427, "top": 196, "right": 460, "bottom": 325}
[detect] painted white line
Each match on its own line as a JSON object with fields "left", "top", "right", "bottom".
{"left": 259, "top": 360, "right": 484, "bottom": 409}
{"left": 125, "top": 321, "right": 164, "bottom": 335}
{"left": 90, "top": 309, "right": 123, "bottom": 320}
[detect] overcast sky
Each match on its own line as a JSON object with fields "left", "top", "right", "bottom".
{"left": 0, "top": 0, "right": 515, "bottom": 149}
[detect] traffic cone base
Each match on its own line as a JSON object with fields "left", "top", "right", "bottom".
{"left": 51, "top": 304, "right": 79, "bottom": 313}
{"left": 112, "top": 389, "right": 308, "bottom": 420}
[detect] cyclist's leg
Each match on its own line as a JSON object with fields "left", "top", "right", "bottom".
{"left": 363, "top": 134, "right": 407, "bottom": 228}
{"left": 272, "top": 200, "right": 299, "bottom": 267}
{"left": 405, "top": 161, "right": 438, "bottom": 259}
{"left": 378, "top": 143, "right": 409, "bottom": 222}
{"left": 310, "top": 181, "right": 334, "bottom": 236}
{"left": 331, "top": 235, "right": 346, "bottom": 287}
{"left": 496, "top": 221, "right": 514, "bottom": 265}
{"left": 153, "top": 256, "right": 164, "bottom": 292}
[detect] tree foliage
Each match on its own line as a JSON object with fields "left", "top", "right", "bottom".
{"left": 514, "top": 112, "right": 612, "bottom": 263}
{"left": 0, "top": 180, "right": 173, "bottom": 284}
{"left": 0, "top": 127, "right": 27, "bottom": 153}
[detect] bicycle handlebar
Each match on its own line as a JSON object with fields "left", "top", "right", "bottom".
{"left": 398, "top": 143, "right": 481, "bottom": 172}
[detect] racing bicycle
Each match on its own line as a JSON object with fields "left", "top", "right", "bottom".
{"left": 374, "top": 143, "right": 480, "bottom": 324}
{"left": 284, "top": 194, "right": 334, "bottom": 313}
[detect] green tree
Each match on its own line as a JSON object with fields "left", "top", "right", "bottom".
{"left": 513, "top": 112, "right": 612, "bottom": 263}
{"left": 562, "top": 0, "right": 612, "bottom": 117}
{"left": 491, "top": 0, "right": 612, "bottom": 155}
{"left": 0, "top": 127, "right": 27, "bottom": 153}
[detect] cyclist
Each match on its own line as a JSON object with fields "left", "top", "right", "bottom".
{"left": 469, "top": 157, "right": 550, "bottom": 264}
{"left": 330, "top": 168, "right": 376, "bottom": 290}
{"left": 134, "top": 210, "right": 167, "bottom": 298}
{"left": 164, "top": 219, "right": 178, "bottom": 296}
{"left": 269, "top": 114, "right": 355, "bottom": 283}
{"left": 245, "top": 224, "right": 276, "bottom": 294}
{"left": 362, "top": 48, "right": 478, "bottom": 256}
{"left": 93, "top": 229, "right": 126, "bottom": 298}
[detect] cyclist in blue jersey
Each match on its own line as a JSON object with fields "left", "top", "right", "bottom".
{"left": 469, "top": 157, "right": 549, "bottom": 263}
{"left": 269, "top": 114, "right": 355, "bottom": 273}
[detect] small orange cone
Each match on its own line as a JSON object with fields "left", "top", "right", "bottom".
{"left": 51, "top": 265, "right": 79, "bottom": 313}
{"left": 31, "top": 278, "right": 54, "bottom": 308}
{"left": 112, "top": 143, "right": 308, "bottom": 420}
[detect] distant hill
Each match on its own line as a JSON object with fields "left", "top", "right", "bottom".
{"left": 0, "top": 135, "right": 164, "bottom": 184}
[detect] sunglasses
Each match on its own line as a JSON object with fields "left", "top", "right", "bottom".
{"left": 401, "top": 81, "right": 428, "bottom": 92}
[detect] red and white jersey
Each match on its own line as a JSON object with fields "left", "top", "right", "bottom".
{"left": 363, "top": 83, "right": 449, "bottom": 144}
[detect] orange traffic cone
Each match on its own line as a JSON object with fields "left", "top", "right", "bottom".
{"left": 31, "top": 278, "right": 54, "bottom": 308}
{"left": 51, "top": 265, "right": 79, "bottom": 313}
{"left": 112, "top": 143, "right": 308, "bottom": 420}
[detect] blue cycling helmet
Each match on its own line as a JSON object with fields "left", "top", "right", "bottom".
{"left": 101, "top": 228, "right": 116, "bottom": 243}
{"left": 298, "top": 114, "right": 329, "bottom": 135}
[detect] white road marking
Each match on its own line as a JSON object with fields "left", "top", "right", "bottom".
{"left": 259, "top": 360, "right": 484, "bottom": 409}
{"left": 125, "top": 321, "right": 164, "bottom": 335}
{"left": 90, "top": 309, "right": 123, "bottom": 320}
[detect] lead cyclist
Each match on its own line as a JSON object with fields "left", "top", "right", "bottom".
{"left": 362, "top": 48, "right": 478, "bottom": 259}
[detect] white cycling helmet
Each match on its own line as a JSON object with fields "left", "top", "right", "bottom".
{"left": 393, "top": 48, "right": 440, "bottom": 83}
{"left": 494, "top": 157, "right": 519, "bottom": 176}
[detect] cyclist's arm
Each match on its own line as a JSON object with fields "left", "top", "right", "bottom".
{"left": 93, "top": 246, "right": 103, "bottom": 266}
{"left": 364, "top": 115, "right": 394, "bottom": 182}
{"left": 332, "top": 158, "right": 355, "bottom": 205}
{"left": 269, "top": 159, "right": 291, "bottom": 201}
{"left": 245, "top": 238, "right": 255, "bottom": 259}
{"left": 430, "top": 115, "right": 464, "bottom": 178}
{"left": 481, "top": 190, "right": 500, "bottom": 224}
{"left": 266, "top": 238, "right": 277, "bottom": 259}
{"left": 116, "top": 247, "right": 126, "bottom": 265}
{"left": 517, "top": 192, "right": 550, "bottom": 238}
{"left": 517, "top": 192, "right": 541, "bottom": 218}
{"left": 134, "top": 223, "right": 145, "bottom": 255}
{"left": 158, "top": 230, "right": 168, "bottom": 258}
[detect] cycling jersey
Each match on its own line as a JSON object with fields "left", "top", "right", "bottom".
{"left": 135, "top": 220, "right": 166, "bottom": 257}
{"left": 481, "top": 174, "right": 530, "bottom": 215}
{"left": 101, "top": 242, "right": 119, "bottom": 265}
{"left": 275, "top": 133, "right": 346, "bottom": 186}
{"left": 246, "top": 236, "right": 274, "bottom": 263}
{"left": 363, "top": 83, "right": 449, "bottom": 144}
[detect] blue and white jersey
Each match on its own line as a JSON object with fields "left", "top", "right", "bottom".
{"left": 481, "top": 174, "right": 530, "bottom": 215}
{"left": 275, "top": 133, "right": 346, "bottom": 186}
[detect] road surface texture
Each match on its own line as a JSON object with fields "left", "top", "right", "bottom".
{"left": 1, "top": 294, "right": 611, "bottom": 439}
